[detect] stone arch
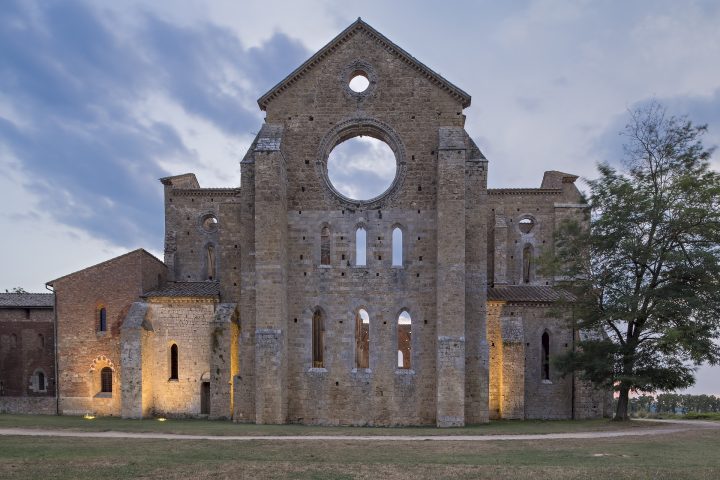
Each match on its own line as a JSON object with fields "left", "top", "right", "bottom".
{"left": 391, "top": 299, "right": 423, "bottom": 372}
{"left": 31, "top": 368, "right": 47, "bottom": 393}
{"left": 89, "top": 355, "right": 116, "bottom": 396}
{"left": 396, "top": 309, "right": 412, "bottom": 369}
{"left": 347, "top": 299, "right": 374, "bottom": 371}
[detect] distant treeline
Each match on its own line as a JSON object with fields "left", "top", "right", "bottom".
{"left": 627, "top": 394, "right": 720, "bottom": 414}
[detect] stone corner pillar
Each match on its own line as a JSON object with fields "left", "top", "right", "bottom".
{"left": 119, "top": 302, "right": 150, "bottom": 419}
{"left": 499, "top": 316, "right": 525, "bottom": 419}
{"left": 436, "top": 126, "right": 467, "bottom": 427}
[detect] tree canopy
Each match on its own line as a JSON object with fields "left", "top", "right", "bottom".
{"left": 547, "top": 101, "right": 720, "bottom": 420}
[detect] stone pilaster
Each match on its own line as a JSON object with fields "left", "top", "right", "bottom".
{"left": 210, "top": 303, "right": 239, "bottom": 420}
{"left": 253, "top": 124, "right": 288, "bottom": 424}
{"left": 436, "top": 127, "right": 466, "bottom": 427}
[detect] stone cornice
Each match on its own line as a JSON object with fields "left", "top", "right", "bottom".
{"left": 488, "top": 188, "right": 562, "bottom": 196}
{"left": 171, "top": 188, "right": 240, "bottom": 197}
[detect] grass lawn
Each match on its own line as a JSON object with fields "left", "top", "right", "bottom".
{"left": 0, "top": 428, "right": 718, "bottom": 479}
{"left": 0, "top": 414, "right": 663, "bottom": 436}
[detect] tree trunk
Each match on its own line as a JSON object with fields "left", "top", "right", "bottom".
{"left": 615, "top": 384, "right": 630, "bottom": 421}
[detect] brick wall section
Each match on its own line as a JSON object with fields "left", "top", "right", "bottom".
{"left": 51, "top": 249, "right": 166, "bottom": 416}
{"left": 0, "top": 301, "right": 56, "bottom": 413}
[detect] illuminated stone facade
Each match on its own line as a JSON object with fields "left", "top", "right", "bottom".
{"left": 47, "top": 19, "right": 610, "bottom": 424}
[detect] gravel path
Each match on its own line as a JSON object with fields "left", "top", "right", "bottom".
{"left": 0, "top": 419, "right": 716, "bottom": 442}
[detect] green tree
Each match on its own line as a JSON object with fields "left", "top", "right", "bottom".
{"left": 4, "top": 287, "right": 27, "bottom": 293}
{"left": 547, "top": 102, "right": 720, "bottom": 420}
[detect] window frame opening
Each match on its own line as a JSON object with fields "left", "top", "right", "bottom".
{"left": 355, "top": 227, "right": 367, "bottom": 266}
{"left": 312, "top": 309, "right": 325, "bottom": 368}
{"left": 206, "top": 243, "right": 216, "bottom": 280}
{"left": 320, "top": 226, "right": 331, "bottom": 266}
{"left": 355, "top": 308, "right": 370, "bottom": 369}
{"left": 170, "top": 343, "right": 179, "bottom": 380}
{"left": 100, "top": 367, "right": 113, "bottom": 393}
{"left": 523, "top": 243, "right": 534, "bottom": 284}
{"left": 397, "top": 310, "right": 412, "bottom": 369}
{"left": 98, "top": 307, "right": 107, "bottom": 332}
{"left": 519, "top": 217, "right": 535, "bottom": 234}
{"left": 541, "top": 331, "right": 550, "bottom": 381}
{"left": 392, "top": 227, "right": 403, "bottom": 267}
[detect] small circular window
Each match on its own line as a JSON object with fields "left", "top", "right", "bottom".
{"left": 201, "top": 214, "right": 218, "bottom": 233}
{"left": 349, "top": 72, "right": 370, "bottom": 93}
{"left": 518, "top": 217, "right": 535, "bottom": 234}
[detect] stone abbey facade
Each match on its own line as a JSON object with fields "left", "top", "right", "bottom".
{"left": 3, "top": 20, "right": 612, "bottom": 424}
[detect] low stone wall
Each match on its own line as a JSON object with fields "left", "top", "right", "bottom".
{"left": 0, "top": 396, "right": 57, "bottom": 414}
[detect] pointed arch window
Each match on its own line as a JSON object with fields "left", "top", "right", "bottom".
{"left": 312, "top": 309, "right": 325, "bottom": 368}
{"left": 523, "top": 244, "right": 534, "bottom": 284}
{"left": 355, "top": 227, "right": 367, "bottom": 266}
{"left": 542, "top": 331, "right": 550, "bottom": 381}
{"left": 100, "top": 367, "right": 113, "bottom": 393}
{"left": 207, "top": 244, "right": 216, "bottom": 280}
{"left": 321, "top": 226, "right": 331, "bottom": 266}
{"left": 355, "top": 309, "right": 370, "bottom": 369}
{"left": 397, "top": 311, "right": 412, "bottom": 369}
{"left": 37, "top": 371, "right": 45, "bottom": 391}
{"left": 170, "top": 344, "right": 179, "bottom": 380}
{"left": 392, "top": 227, "right": 403, "bottom": 266}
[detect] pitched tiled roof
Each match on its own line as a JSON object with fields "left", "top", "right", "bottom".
{"left": 0, "top": 293, "right": 54, "bottom": 308}
{"left": 487, "top": 286, "right": 575, "bottom": 303}
{"left": 143, "top": 282, "right": 220, "bottom": 298}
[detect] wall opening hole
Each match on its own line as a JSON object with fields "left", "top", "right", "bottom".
{"left": 519, "top": 217, "right": 535, "bottom": 234}
{"left": 328, "top": 136, "right": 396, "bottom": 200}
{"left": 348, "top": 72, "right": 370, "bottom": 93}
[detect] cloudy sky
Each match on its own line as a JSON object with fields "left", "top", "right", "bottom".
{"left": 1, "top": 0, "right": 719, "bottom": 394}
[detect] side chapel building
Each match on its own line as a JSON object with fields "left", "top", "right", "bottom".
{"left": 2, "top": 20, "right": 611, "bottom": 425}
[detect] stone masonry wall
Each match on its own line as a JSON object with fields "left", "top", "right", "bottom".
{"left": 145, "top": 299, "right": 216, "bottom": 417}
{"left": 248, "top": 25, "right": 471, "bottom": 426}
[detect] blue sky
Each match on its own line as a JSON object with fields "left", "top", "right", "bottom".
{"left": 1, "top": 0, "right": 719, "bottom": 394}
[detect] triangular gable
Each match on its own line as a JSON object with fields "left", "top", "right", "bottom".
{"left": 257, "top": 18, "right": 472, "bottom": 111}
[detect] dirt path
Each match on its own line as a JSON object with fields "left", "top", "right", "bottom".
{"left": 0, "top": 419, "right": 717, "bottom": 442}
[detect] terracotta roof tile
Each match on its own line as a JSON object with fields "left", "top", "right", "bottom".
{"left": 143, "top": 282, "right": 220, "bottom": 298}
{"left": 0, "top": 293, "right": 54, "bottom": 308}
{"left": 487, "top": 286, "right": 575, "bottom": 303}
